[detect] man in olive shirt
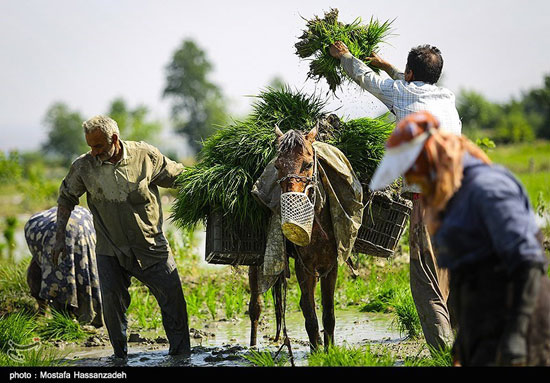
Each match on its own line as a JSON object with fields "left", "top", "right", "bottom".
{"left": 52, "top": 115, "right": 190, "bottom": 359}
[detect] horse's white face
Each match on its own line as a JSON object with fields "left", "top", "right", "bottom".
{"left": 274, "top": 126, "right": 317, "bottom": 194}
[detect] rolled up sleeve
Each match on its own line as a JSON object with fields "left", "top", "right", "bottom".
{"left": 149, "top": 146, "right": 185, "bottom": 188}
{"left": 57, "top": 162, "right": 86, "bottom": 209}
{"left": 340, "top": 53, "right": 396, "bottom": 109}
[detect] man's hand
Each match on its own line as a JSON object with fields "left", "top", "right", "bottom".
{"left": 53, "top": 204, "right": 72, "bottom": 267}
{"left": 496, "top": 330, "right": 528, "bottom": 366}
{"left": 52, "top": 235, "right": 66, "bottom": 267}
{"left": 329, "top": 41, "right": 350, "bottom": 59}
{"left": 365, "top": 51, "right": 388, "bottom": 69}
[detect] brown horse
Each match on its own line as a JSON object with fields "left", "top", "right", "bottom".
{"left": 248, "top": 124, "right": 339, "bottom": 352}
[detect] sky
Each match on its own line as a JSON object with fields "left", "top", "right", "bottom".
{"left": 1, "top": 0, "right": 549, "bottom": 155}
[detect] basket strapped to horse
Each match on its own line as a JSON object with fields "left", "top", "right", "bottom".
{"left": 204, "top": 143, "right": 412, "bottom": 266}
{"left": 204, "top": 209, "right": 266, "bottom": 266}
{"left": 354, "top": 191, "right": 412, "bottom": 258}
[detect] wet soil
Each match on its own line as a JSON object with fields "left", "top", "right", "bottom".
{"left": 64, "top": 309, "right": 426, "bottom": 367}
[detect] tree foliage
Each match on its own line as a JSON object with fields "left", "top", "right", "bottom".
{"left": 522, "top": 74, "right": 550, "bottom": 139}
{"left": 107, "top": 98, "right": 162, "bottom": 143}
{"left": 41, "top": 102, "right": 87, "bottom": 165}
{"left": 457, "top": 90, "right": 501, "bottom": 132}
{"left": 458, "top": 73, "right": 550, "bottom": 144}
{"left": 163, "top": 39, "right": 228, "bottom": 155}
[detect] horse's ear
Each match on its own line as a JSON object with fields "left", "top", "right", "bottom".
{"left": 274, "top": 124, "right": 284, "bottom": 138}
{"left": 306, "top": 122, "right": 319, "bottom": 143}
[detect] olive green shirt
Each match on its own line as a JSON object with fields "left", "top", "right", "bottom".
{"left": 57, "top": 140, "right": 184, "bottom": 269}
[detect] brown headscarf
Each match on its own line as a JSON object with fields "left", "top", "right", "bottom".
{"left": 389, "top": 112, "right": 492, "bottom": 234}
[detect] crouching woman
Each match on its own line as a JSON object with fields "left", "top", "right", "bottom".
{"left": 369, "top": 111, "right": 550, "bottom": 366}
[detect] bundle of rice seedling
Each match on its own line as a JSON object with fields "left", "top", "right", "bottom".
{"left": 295, "top": 8, "right": 394, "bottom": 92}
{"left": 171, "top": 86, "right": 395, "bottom": 232}
{"left": 326, "top": 114, "right": 394, "bottom": 184}
{"left": 172, "top": 87, "right": 329, "bottom": 231}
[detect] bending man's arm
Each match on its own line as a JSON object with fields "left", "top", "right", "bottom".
{"left": 52, "top": 204, "right": 73, "bottom": 266}
{"left": 329, "top": 41, "right": 399, "bottom": 109}
{"left": 53, "top": 161, "right": 87, "bottom": 266}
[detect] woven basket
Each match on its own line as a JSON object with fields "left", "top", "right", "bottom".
{"left": 353, "top": 192, "right": 412, "bottom": 258}
{"left": 204, "top": 210, "right": 266, "bottom": 266}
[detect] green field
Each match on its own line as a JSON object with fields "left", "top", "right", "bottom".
{"left": 488, "top": 140, "right": 550, "bottom": 208}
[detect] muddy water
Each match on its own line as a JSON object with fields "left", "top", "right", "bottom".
{"left": 67, "top": 309, "right": 403, "bottom": 367}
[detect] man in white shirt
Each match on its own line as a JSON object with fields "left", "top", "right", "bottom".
{"left": 330, "top": 42, "right": 461, "bottom": 351}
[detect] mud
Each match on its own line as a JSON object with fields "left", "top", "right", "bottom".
{"left": 65, "top": 309, "right": 423, "bottom": 367}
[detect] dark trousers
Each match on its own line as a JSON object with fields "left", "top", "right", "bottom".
{"left": 451, "top": 261, "right": 550, "bottom": 366}
{"left": 97, "top": 254, "right": 190, "bottom": 358}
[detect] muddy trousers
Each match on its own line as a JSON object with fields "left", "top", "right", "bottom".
{"left": 409, "top": 198, "right": 454, "bottom": 351}
{"left": 97, "top": 254, "right": 191, "bottom": 358}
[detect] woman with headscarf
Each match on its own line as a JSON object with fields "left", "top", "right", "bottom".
{"left": 369, "top": 111, "right": 550, "bottom": 366}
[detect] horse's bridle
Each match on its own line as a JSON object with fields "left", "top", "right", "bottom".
{"left": 276, "top": 148, "right": 318, "bottom": 197}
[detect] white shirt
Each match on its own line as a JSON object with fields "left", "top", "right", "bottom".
{"left": 341, "top": 53, "right": 462, "bottom": 192}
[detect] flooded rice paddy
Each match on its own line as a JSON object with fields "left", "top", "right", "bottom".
{"left": 67, "top": 309, "right": 406, "bottom": 367}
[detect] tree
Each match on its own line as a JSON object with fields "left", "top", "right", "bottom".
{"left": 522, "top": 74, "right": 550, "bottom": 139}
{"left": 42, "top": 102, "right": 87, "bottom": 165}
{"left": 456, "top": 89, "right": 501, "bottom": 133}
{"left": 163, "top": 39, "right": 228, "bottom": 155}
{"left": 107, "top": 98, "right": 162, "bottom": 143}
{"left": 494, "top": 101, "right": 535, "bottom": 144}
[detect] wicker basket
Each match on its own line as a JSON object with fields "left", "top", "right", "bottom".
{"left": 353, "top": 192, "right": 412, "bottom": 258}
{"left": 205, "top": 210, "right": 266, "bottom": 266}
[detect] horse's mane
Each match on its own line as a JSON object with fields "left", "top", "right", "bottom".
{"left": 278, "top": 130, "right": 306, "bottom": 153}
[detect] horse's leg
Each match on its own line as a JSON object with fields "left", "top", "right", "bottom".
{"left": 272, "top": 274, "right": 283, "bottom": 342}
{"left": 321, "top": 265, "right": 338, "bottom": 350}
{"left": 248, "top": 265, "right": 262, "bottom": 347}
{"left": 295, "top": 259, "right": 321, "bottom": 351}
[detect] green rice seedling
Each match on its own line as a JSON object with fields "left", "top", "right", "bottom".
{"left": 0, "top": 260, "right": 28, "bottom": 294}
{"left": 223, "top": 282, "right": 248, "bottom": 319}
{"left": 249, "top": 86, "right": 327, "bottom": 132}
{"left": 307, "top": 344, "right": 395, "bottom": 366}
{"left": 127, "top": 284, "right": 163, "bottom": 329}
{"left": 172, "top": 86, "right": 395, "bottom": 236}
{"left": 233, "top": 286, "right": 247, "bottom": 317}
{"left": 334, "top": 265, "right": 371, "bottom": 308}
{"left": 0, "top": 312, "right": 66, "bottom": 367}
{"left": 0, "top": 312, "right": 37, "bottom": 353}
{"left": 0, "top": 257, "right": 37, "bottom": 315}
{"left": 185, "top": 292, "right": 202, "bottom": 319}
{"left": 390, "top": 287, "right": 422, "bottom": 339}
{"left": 37, "top": 309, "right": 86, "bottom": 342}
{"left": 0, "top": 343, "right": 68, "bottom": 367}
{"left": 327, "top": 115, "right": 394, "bottom": 184}
{"left": 404, "top": 345, "right": 453, "bottom": 366}
{"left": 205, "top": 285, "right": 218, "bottom": 320}
{"left": 243, "top": 349, "right": 288, "bottom": 367}
{"left": 295, "top": 8, "right": 394, "bottom": 92}
{"left": 223, "top": 289, "right": 237, "bottom": 320}
{"left": 172, "top": 86, "right": 328, "bottom": 232}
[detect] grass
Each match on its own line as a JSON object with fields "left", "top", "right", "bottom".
{"left": 127, "top": 284, "right": 163, "bottom": 330}
{"left": 0, "top": 312, "right": 37, "bottom": 353}
{"left": 37, "top": 309, "right": 87, "bottom": 342}
{"left": 295, "top": 8, "right": 394, "bottom": 92}
{"left": 243, "top": 349, "right": 289, "bottom": 367}
{"left": 0, "top": 312, "right": 69, "bottom": 366}
{"left": 390, "top": 288, "right": 422, "bottom": 339}
{"left": 308, "top": 344, "right": 395, "bottom": 367}
{"left": 488, "top": 140, "right": 550, "bottom": 206}
{"left": 403, "top": 345, "right": 453, "bottom": 367}
{"left": 172, "top": 86, "right": 394, "bottom": 232}
{"left": 0, "top": 257, "right": 36, "bottom": 316}
{"left": 0, "top": 345, "right": 68, "bottom": 367}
